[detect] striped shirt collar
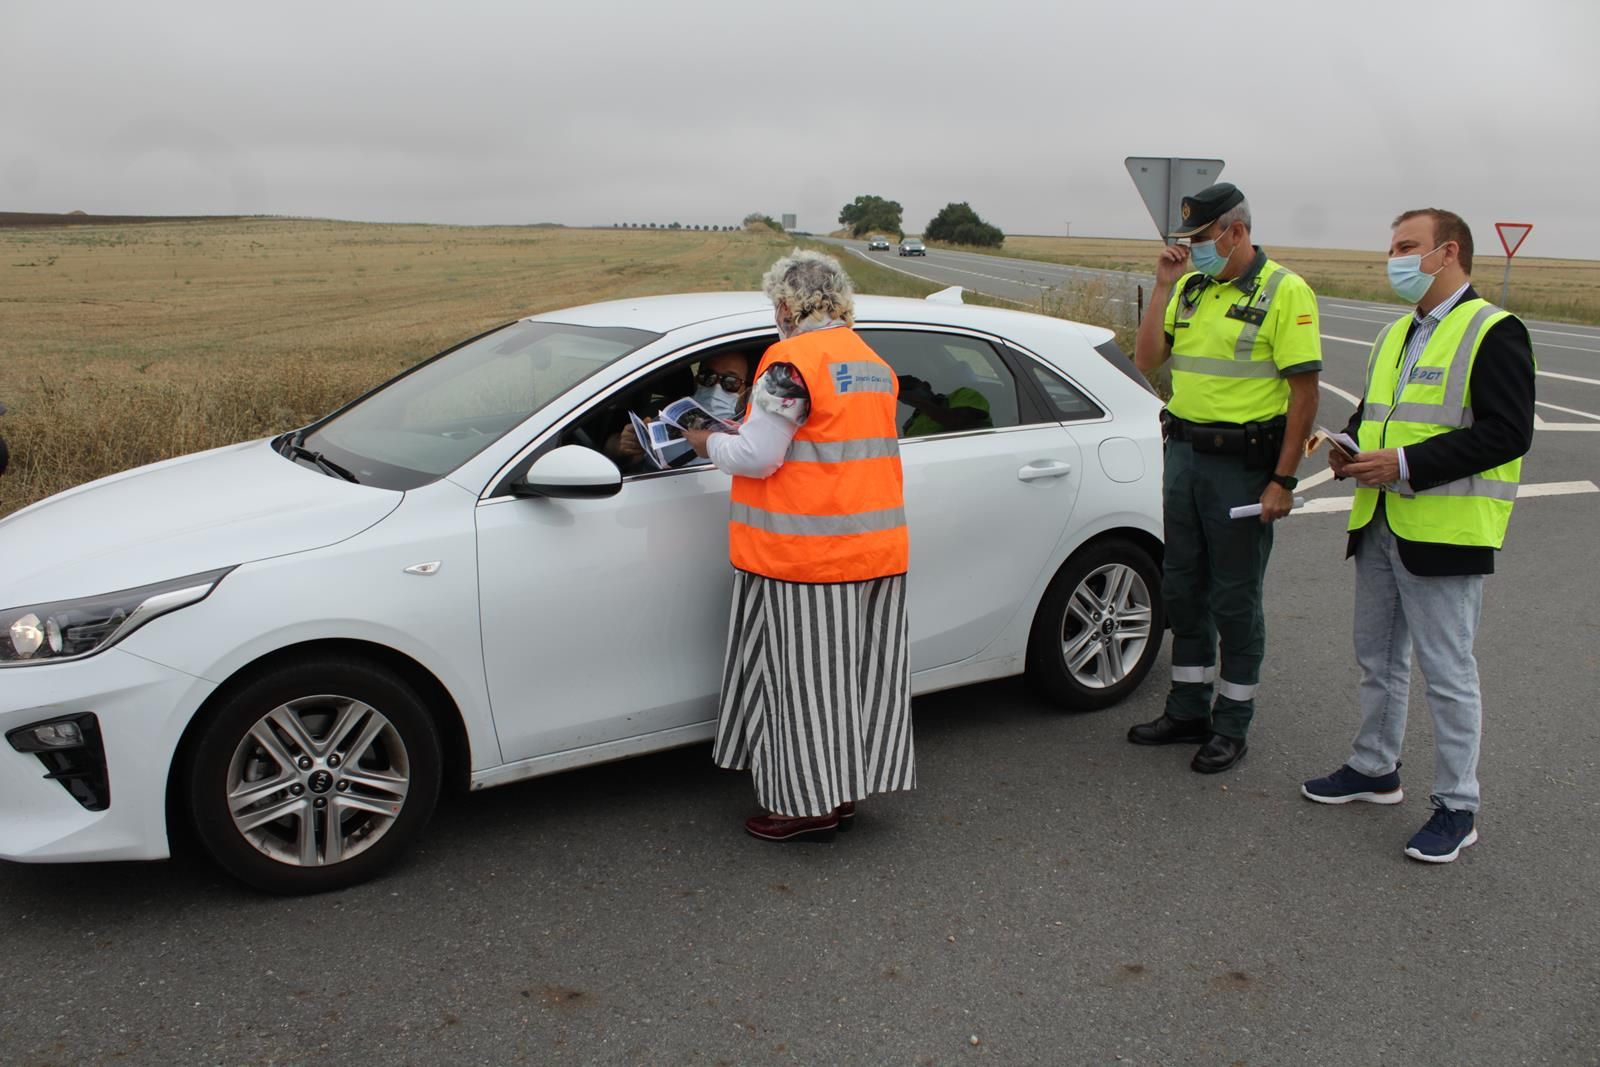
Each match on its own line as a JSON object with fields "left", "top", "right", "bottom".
{"left": 1415, "top": 281, "right": 1471, "bottom": 325}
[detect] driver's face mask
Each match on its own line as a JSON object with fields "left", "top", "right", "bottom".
{"left": 693, "top": 382, "right": 743, "bottom": 421}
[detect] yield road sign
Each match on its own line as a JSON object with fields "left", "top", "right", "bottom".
{"left": 1496, "top": 222, "right": 1533, "bottom": 258}
{"left": 1493, "top": 222, "right": 1533, "bottom": 304}
{"left": 1125, "top": 157, "right": 1225, "bottom": 242}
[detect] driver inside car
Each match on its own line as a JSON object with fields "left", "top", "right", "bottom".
{"left": 603, "top": 350, "right": 757, "bottom": 472}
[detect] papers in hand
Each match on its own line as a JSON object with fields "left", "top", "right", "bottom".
{"left": 658, "top": 397, "right": 738, "bottom": 435}
{"left": 628, "top": 411, "right": 694, "bottom": 470}
{"left": 628, "top": 398, "right": 739, "bottom": 470}
{"left": 1229, "top": 496, "right": 1307, "bottom": 519}
{"left": 1305, "top": 425, "right": 1360, "bottom": 458}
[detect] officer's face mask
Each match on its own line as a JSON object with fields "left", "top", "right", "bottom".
{"left": 1188, "top": 225, "right": 1236, "bottom": 278}
{"left": 1386, "top": 243, "right": 1446, "bottom": 304}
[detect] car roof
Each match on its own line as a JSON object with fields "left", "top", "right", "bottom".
{"left": 525, "top": 291, "right": 1114, "bottom": 347}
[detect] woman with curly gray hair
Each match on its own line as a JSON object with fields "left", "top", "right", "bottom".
{"left": 681, "top": 250, "right": 915, "bottom": 841}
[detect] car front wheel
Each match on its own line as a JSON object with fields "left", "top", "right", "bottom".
{"left": 187, "top": 657, "right": 442, "bottom": 894}
{"left": 1026, "top": 538, "right": 1164, "bottom": 709}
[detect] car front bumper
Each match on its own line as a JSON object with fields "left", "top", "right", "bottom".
{"left": 0, "top": 648, "right": 215, "bottom": 863}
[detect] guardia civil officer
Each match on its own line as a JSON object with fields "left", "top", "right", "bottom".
{"left": 1302, "top": 209, "right": 1534, "bottom": 864}
{"left": 1128, "top": 183, "right": 1322, "bottom": 773}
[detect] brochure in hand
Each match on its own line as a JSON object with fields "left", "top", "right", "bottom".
{"left": 628, "top": 398, "right": 739, "bottom": 470}
{"left": 1305, "top": 425, "right": 1361, "bottom": 458}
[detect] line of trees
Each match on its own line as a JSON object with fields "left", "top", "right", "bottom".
{"left": 613, "top": 223, "right": 740, "bottom": 231}
{"left": 838, "top": 195, "right": 1004, "bottom": 248}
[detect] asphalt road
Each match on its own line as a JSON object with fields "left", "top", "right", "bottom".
{"left": 2, "top": 251, "right": 1598, "bottom": 1065}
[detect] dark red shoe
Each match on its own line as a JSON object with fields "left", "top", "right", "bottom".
{"left": 744, "top": 810, "right": 840, "bottom": 842}
{"left": 836, "top": 801, "right": 857, "bottom": 832}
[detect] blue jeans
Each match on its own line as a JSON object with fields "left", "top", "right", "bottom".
{"left": 1349, "top": 512, "right": 1485, "bottom": 812}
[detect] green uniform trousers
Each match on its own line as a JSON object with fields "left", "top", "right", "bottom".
{"left": 1161, "top": 439, "right": 1275, "bottom": 738}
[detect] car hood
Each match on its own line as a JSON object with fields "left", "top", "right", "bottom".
{"left": 0, "top": 439, "right": 402, "bottom": 606}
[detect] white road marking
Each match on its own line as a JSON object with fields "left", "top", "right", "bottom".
{"left": 1321, "top": 334, "right": 1376, "bottom": 347}
{"left": 1300, "top": 480, "right": 1597, "bottom": 514}
{"left": 1517, "top": 480, "right": 1600, "bottom": 497}
{"left": 1297, "top": 467, "right": 1337, "bottom": 491}
{"left": 845, "top": 249, "right": 1034, "bottom": 307}
{"left": 1318, "top": 379, "right": 1362, "bottom": 405}
{"left": 1528, "top": 325, "right": 1600, "bottom": 342}
{"left": 1534, "top": 400, "right": 1600, "bottom": 421}
{"left": 1532, "top": 339, "right": 1600, "bottom": 354}
{"left": 1322, "top": 310, "right": 1397, "bottom": 326}
{"left": 1533, "top": 414, "right": 1600, "bottom": 432}
{"left": 1539, "top": 370, "right": 1600, "bottom": 386}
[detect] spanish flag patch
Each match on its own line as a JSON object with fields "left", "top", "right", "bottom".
{"left": 1296, "top": 314, "right": 1314, "bottom": 325}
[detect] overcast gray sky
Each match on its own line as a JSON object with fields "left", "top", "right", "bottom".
{"left": 6, "top": 0, "right": 1596, "bottom": 258}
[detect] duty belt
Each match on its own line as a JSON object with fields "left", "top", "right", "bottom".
{"left": 1164, "top": 414, "right": 1286, "bottom": 463}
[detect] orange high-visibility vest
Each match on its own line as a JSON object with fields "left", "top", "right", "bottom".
{"left": 728, "top": 327, "right": 909, "bottom": 584}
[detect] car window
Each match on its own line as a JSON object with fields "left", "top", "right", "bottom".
{"left": 1028, "top": 364, "right": 1105, "bottom": 422}
{"left": 562, "top": 342, "right": 766, "bottom": 476}
{"left": 306, "top": 321, "right": 657, "bottom": 490}
{"left": 858, "top": 330, "right": 1020, "bottom": 439}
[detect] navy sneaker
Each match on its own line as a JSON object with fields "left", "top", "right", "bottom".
{"left": 1404, "top": 806, "right": 1478, "bottom": 863}
{"left": 1301, "top": 763, "right": 1404, "bottom": 805}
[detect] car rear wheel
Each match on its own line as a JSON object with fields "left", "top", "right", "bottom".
{"left": 1026, "top": 538, "right": 1164, "bottom": 710}
{"left": 187, "top": 657, "right": 442, "bottom": 894}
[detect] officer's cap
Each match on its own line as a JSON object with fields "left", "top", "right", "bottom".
{"left": 1168, "top": 182, "right": 1245, "bottom": 238}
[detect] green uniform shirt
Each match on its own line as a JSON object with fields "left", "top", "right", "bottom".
{"left": 1163, "top": 248, "right": 1321, "bottom": 424}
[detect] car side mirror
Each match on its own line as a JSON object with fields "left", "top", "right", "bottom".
{"left": 513, "top": 445, "right": 623, "bottom": 499}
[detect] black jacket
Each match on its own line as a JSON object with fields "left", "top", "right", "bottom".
{"left": 1342, "top": 287, "right": 1536, "bottom": 576}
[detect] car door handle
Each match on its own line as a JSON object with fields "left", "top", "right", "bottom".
{"left": 1017, "top": 460, "right": 1072, "bottom": 481}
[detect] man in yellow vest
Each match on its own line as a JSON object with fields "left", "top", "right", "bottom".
{"left": 1129, "top": 183, "right": 1322, "bottom": 773}
{"left": 1302, "top": 209, "right": 1535, "bottom": 863}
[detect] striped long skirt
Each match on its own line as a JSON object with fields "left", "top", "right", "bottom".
{"left": 713, "top": 570, "right": 915, "bottom": 818}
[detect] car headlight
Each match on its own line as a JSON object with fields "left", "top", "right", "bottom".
{"left": 0, "top": 567, "right": 233, "bottom": 667}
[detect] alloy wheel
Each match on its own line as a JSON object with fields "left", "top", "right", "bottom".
{"left": 1059, "top": 562, "right": 1154, "bottom": 689}
{"left": 225, "top": 695, "right": 411, "bottom": 868}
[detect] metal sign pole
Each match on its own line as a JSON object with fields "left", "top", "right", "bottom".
{"left": 1493, "top": 222, "right": 1533, "bottom": 308}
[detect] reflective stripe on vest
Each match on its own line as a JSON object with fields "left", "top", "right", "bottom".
{"left": 1348, "top": 299, "right": 1526, "bottom": 548}
{"left": 1169, "top": 355, "right": 1279, "bottom": 379}
{"left": 728, "top": 327, "right": 908, "bottom": 584}
{"left": 730, "top": 503, "right": 907, "bottom": 536}
{"left": 786, "top": 437, "right": 900, "bottom": 463}
{"left": 1229, "top": 267, "right": 1290, "bottom": 361}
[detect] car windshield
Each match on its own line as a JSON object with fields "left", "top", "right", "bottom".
{"left": 301, "top": 320, "right": 658, "bottom": 490}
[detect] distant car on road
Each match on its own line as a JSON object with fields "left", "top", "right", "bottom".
{"left": 0, "top": 291, "right": 1163, "bottom": 894}
{"left": 899, "top": 239, "right": 926, "bottom": 256}
{"left": 867, "top": 235, "right": 891, "bottom": 251}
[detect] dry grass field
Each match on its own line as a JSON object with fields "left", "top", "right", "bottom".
{"left": 943, "top": 234, "right": 1600, "bottom": 325}
{"left": 0, "top": 220, "right": 978, "bottom": 517}
{"left": 0, "top": 221, "right": 811, "bottom": 516}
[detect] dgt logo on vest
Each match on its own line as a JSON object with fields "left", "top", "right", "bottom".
{"left": 1408, "top": 367, "right": 1445, "bottom": 385}
{"left": 831, "top": 361, "right": 894, "bottom": 394}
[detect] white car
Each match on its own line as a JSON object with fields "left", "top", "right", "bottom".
{"left": 0, "top": 290, "right": 1165, "bottom": 893}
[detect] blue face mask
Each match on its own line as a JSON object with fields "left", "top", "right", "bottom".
{"left": 693, "top": 383, "right": 742, "bottom": 421}
{"left": 1386, "top": 244, "right": 1445, "bottom": 304}
{"left": 1188, "top": 228, "right": 1234, "bottom": 277}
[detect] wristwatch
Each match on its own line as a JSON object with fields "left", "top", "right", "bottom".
{"left": 1268, "top": 472, "right": 1298, "bottom": 490}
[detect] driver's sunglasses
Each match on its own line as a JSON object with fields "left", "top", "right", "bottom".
{"left": 695, "top": 369, "right": 747, "bottom": 392}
